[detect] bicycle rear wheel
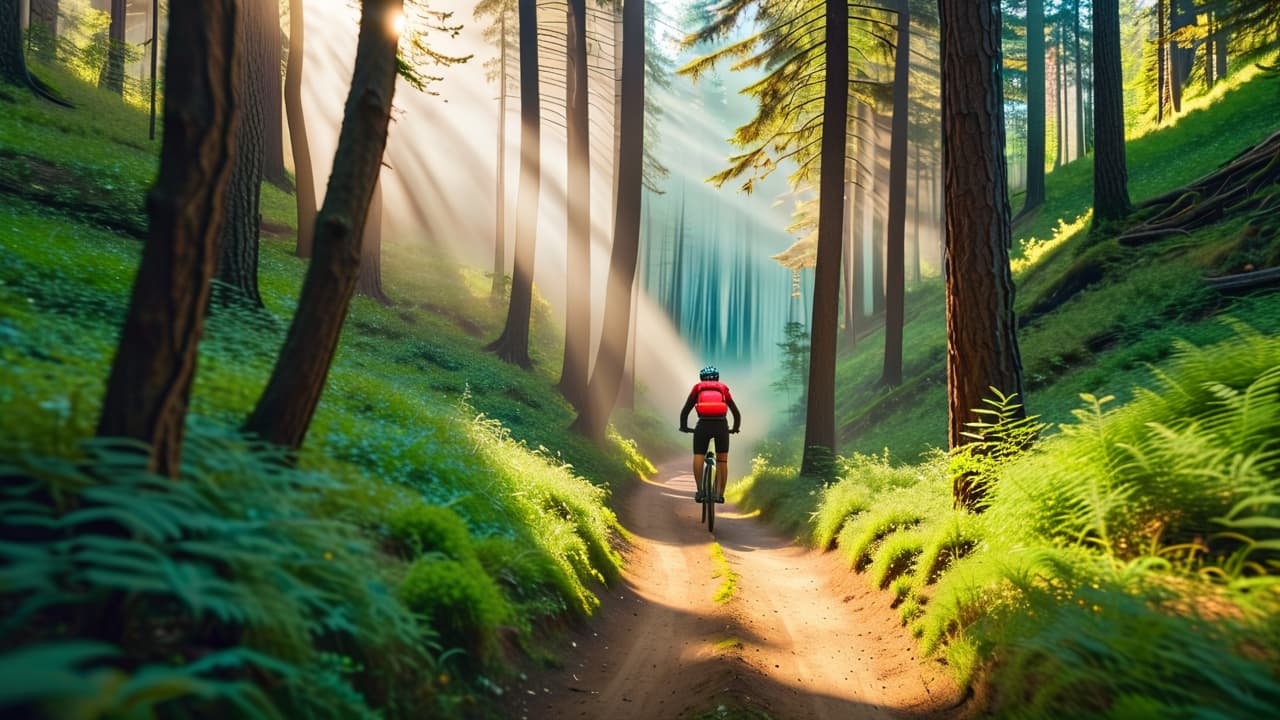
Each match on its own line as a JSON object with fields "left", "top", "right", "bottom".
{"left": 701, "top": 459, "right": 715, "bottom": 532}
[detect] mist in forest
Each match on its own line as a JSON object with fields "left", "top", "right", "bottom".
{"left": 299, "top": 0, "right": 943, "bottom": 442}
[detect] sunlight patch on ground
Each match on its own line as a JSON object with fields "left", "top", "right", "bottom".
{"left": 710, "top": 542, "right": 739, "bottom": 604}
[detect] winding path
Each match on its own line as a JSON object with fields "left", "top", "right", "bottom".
{"left": 505, "top": 463, "right": 968, "bottom": 719}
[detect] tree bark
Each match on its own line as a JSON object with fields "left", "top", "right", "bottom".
{"left": 881, "top": 0, "right": 910, "bottom": 388}
{"left": 1093, "top": 0, "right": 1131, "bottom": 225}
{"left": 571, "top": 0, "right": 644, "bottom": 443}
{"left": 216, "top": 0, "right": 268, "bottom": 308}
{"left": 1157, "top": 0, "right": 1167, "bottom": 124}
{"left": 938, "top": 0, "right": 1026, "bottom": 510}
{"left": 244, "top": 0, "right": 402, "bottom": 450}
{"left": 356, "top": 177, "right": 389, "bottom": 303}
{"left": 98, "top": 0, "right": 126, "bottom": 94}
{"left": 259, "top": 0, "right": 289, "bottom": 189}
{"left": 286, "top": 0, "right": 318, "bottom": 258}
{"left": 487, "top": 0, "right": 541, "bottom": 368}
{"left": 798, "top": 0, "right": 848, "bottom": 478}
{"left": 1020, "top": 0, "right": 1046, "bottom": 215}
{"left": 97, "top": 0, "right": 240, "bottom": 478}
{"left": 558, "top": 0, "right": 591, "bottom": 410}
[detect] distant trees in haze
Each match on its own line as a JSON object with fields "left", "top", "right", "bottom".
{"left": 287, "top": 0, "right": 319, "bottom": 258}
{"left": 487, "top": 0, "right": 542, "bottom": 368}
{"left": 573, "top": 0, "right": 646, "bottom": 442}
{"left": 559, "top": 0, "right": 593, "bottom": 411}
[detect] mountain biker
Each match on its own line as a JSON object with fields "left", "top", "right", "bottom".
{"left": 679, "top": 366, "right": 741, "bottom": 504}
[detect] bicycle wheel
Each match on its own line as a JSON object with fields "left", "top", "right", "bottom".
{"left": 700, "top": 460, "right": 710, "bottom": 524}
{"left": 702, "top": 459, "right": 716, "bottom": 533}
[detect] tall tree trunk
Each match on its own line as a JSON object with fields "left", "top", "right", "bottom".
{"left": 98, "top": 0, "right": 240, "bottom": 478}
{"left": 572, "top": 0, "right": 644, "bottom": 443}
{"left": 1, "top": 0, "right": 27, "bottom": 85}
{"left": 1169, "top": 0, "right": 1192, "bottom": 113}
{"left": 244, "top": 0, "right": 402, "bottom": 450}
{"left": 148, "top": 0, "right": 158, "bottom": 139}
{"left": 1073, "top": 0, "right": 1084, "bottom": 160}
{"left": 287, "top": 0, "right": 318, "bottom": 258}
{"left": 488, "top": 0, "right": 541, "bottom": 368}
{"left": 259, "top": 0, "right": 289, "bottom": 189}
{"left": 851, "top": 101, "right": 869, "bottom": 338}
{"left": 1214, "top": 17, "right": 1227, "bottom": 83}
{"left": 1157, "top": 0, "right": 1166, "bottom": 123}
{"left": 938, "top": 0, "right": 1025, "bottom": 510}
{"left": 1020, "top": 0, "right": 1046, "bottom": 215}
{"left": 98, "top": 0, "right": 126, "bottom": 94}
{"left": 1055, "top": 23, "right": 1064, "bottom": 167}
{"left": 1093, "top": 0, "right": 1132, "bottom": 225}
{"left": 30, "top": 0, "right": 57, "bottom": 62}
{"left": 491, "top": 8, "right": 508, "bottom": 298}
{"left": 912, "top": 140, "right": 922, "bottom": 284}
{"left": 217, "top": 0, "right": 268, "bottom": 308}
{"left": 799, "top": 0, "right": 848, "bottom": 478}
{"left": 356, "top": 177, "right": 389, "bottom": 303}
{"left": 559, "top": 0, "right": 591, "bottom": 409}
{"left": 882, "top": 0, "right": 910, "bottom": 388}
{"left": 871, "top": 110, "right": 886, "bottom": 315}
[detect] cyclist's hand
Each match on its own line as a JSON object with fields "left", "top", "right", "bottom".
{"left": 679, "top": 427, "right": 693, "bottom": 434}
{"left": 730, "top": 428, "right": 740, "bottom": 434}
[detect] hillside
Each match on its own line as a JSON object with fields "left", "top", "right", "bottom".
{"left": 826, "top": 56, "right": 1280, "bottom": 460}
{"left": 0, "top": 61, "right": 655, "bottom": 716}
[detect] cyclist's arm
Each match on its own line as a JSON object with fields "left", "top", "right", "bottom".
{"left": 727, "top": 399, "right": 741, "bottom": 433}
{"left": 679, "top": 395, "right": 696, "bottom": 430}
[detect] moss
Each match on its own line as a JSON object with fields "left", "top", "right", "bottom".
{"left": 399, "top": 557, "right": 509, "bottom": 662}
{"left": 386, "top": 502, "right": 476, "bottom": 562}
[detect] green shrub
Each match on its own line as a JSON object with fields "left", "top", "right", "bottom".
{"left": 386, "top": 502, "right": 476, "bottom": 562}
{"left": 398, "top": 557, "right": 509, "bottom": 663}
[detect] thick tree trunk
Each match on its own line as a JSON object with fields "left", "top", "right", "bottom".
{"left": 882, "top": 1, "right": 910, "bottom": 388}
{"left": 217, "top": 0, "right": 268, "bottom": 308}
{"left": 938, "top": 0, "right": 1026, "bottom": 510}
{"left": 0, "top": 0, "right": 26, "bottom": 86}
{"left": 356, "top": 178, "right": 389, "bottom": 303}
{"left": 571, "top": 0, "right": 644, "bottom": 443}
{"left": 1093, "top": 0, "right": 1131, "bottom": 225}
{"left": 97, "top": 0, "right": 240, "bottom": 478}
{"left": 1214, "top": 19, "right": 1227, "bottom": 83}
{"left": 558, "top": 0, "right": 591, "bottom": 410}
{"left": 1020, "top": 0, "right": 1046, "bottom": 216}
{"left": 244, "top": 0, "right": 402, "bottom": 450}
{"left": 488, "top": 0, "right": 541, "bottom": 368}
{"left": 98, "top": 0, "right": 126, "bottom": 94}
{"left": 259, "top": 0, "right": 288, "bottom": 189}
{"left": 799, "top": 0, "right": 848, "bottom": 478}
{"left": 286, "top": 0, "right": 318, "bottom": 258}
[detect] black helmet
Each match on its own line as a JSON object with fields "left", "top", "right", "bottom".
{"left": 699, "top": 365, "right": 719, "bottom": 381}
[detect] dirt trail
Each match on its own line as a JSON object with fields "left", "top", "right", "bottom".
{"left": 505, "top": 463, "right": 968, "bottom": 720}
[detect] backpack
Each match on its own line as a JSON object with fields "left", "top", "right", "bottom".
{"left": 694, "top": 382, "right": 729, "bottom": 418}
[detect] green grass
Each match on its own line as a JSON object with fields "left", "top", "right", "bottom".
{"left": 710, "top": 542, "right": 740, "bottom": 604}
{"left": 0, "top": 59, "right": 657, "bottom": 718}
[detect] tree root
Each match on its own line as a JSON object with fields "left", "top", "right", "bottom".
{"left": 1119, "top": 130, "right": 1280, "bottom": 246}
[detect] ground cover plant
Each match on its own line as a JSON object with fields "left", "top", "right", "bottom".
{"left": 0, "top": 59, "right": 656, "bottom": 717}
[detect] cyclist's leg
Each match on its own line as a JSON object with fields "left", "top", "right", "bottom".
{"left": 714, "top": 425, "right": 730, "bottom": 500}
{"left": 692, "top": 424, "right": 712, "bottom": 501}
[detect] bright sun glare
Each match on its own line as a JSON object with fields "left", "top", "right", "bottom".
{"left": 391, "top": 11, "right": 405, "bottom": 36}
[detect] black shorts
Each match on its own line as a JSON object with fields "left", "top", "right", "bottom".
{"left": 693, "top": 418, "right": 730, "bottom": 455}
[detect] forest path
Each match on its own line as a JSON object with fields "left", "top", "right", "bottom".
{"left": 504, "top": 463, "right": 968, "bottom": 720}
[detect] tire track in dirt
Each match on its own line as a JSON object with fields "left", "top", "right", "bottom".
{"left": 504, "top": 463, "right": 968, "bottom": 719}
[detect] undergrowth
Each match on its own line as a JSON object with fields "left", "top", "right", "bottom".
{"left": 736, "top": 323, "right": 1280, "bottom": 717}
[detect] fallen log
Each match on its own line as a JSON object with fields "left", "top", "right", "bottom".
{"left": 1204, "top": 266, "right": 1280, "bottom": 292}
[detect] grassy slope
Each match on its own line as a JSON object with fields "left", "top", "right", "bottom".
{"left": 0, "top": 64, "right": 655, "bottom": 715}
{"left": 827, "top": 56, "right": 1280, "bottom": 461}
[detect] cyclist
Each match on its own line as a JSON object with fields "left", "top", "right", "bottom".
{"left": 679, "top": 366, "right": 741, "bottom": 504}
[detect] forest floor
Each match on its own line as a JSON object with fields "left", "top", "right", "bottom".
{"left": 502, "top": 462, "right": 971, "bottom": 720}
